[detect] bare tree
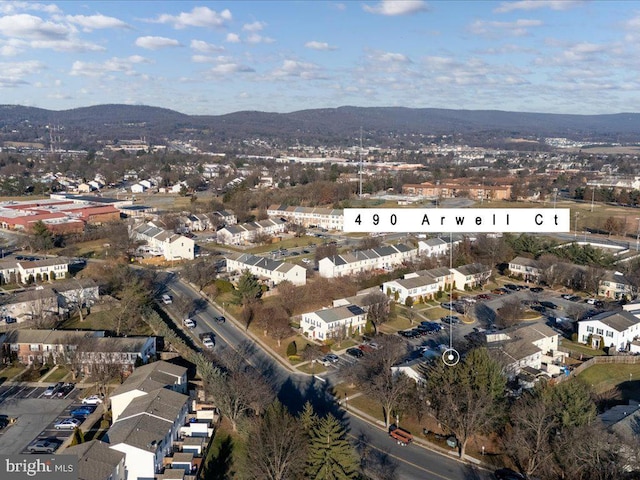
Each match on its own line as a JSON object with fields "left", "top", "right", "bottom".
{"left": 362, "top": 291, "right": 391, "bottom": 332}
{"left": 181, "top": 259, "right": 218, "bottom": 291}
{"left": 245, "top": 401, "right": 307, "bottom": 480}
{"left": 497, "top": 297, "right": 525, "bottom": 328}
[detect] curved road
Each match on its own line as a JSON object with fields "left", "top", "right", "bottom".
{"left": 165, "top": 275, "right": 491, "bottom": 480}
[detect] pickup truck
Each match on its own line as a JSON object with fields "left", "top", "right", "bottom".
{"left": 388, "top": 425, "right": 412, "bottom": 446}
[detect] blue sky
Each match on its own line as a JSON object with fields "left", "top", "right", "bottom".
{"left": 0, "top": 0, "right": 638, "bottom": 115}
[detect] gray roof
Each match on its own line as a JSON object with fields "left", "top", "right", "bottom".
{"left": 509, "top": 256, "right": 540, "bottom": 268}
{"left": 111, "top": 360, "right": 186, "bottom": 397}
{"left": 581, "top": 311, "right": 640, "bottom": 333}
{"left": 325, "top": 244, "right": 415, "bottom": 267}
{"left": 313, "top": 304, "right": 365, "bottom": 324}
{"left": 422, "top": 238, "right": 447, "bottom": 247}
{"left": 65, "top": 440, "right": 124, "bottom": 480}
{"left": 394, "top": 275, "right": 438, "bottom": 289}
{"left": 454, "top": 263, "right": 491, "bottom": 276}
{"left": 4, "top": 329, "right": 102, "bottom": 345}
{"left": 226, "top": 252, "right": 301, "bottom": 274}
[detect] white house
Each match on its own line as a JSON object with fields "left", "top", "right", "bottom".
{"left": 577, "top": 311, "right": 640, "bottom": 351}
{"left": 139, "top": 179, "right": 152, "bottom": 189}
{"left": 130, "top": 183, "right": 146, "bottom": 194}
{"left": 0, "top": 257, "right": 69, "bottom": 284}
{"left": 383, "top": 274, "right": 440, "bottom": 304}
{"left": 131, "top": 222, "right": 195, "bottom": 261}
{"left": 106, "top": 387, "right": 189, "bottom": 480}
{"left": 418, "top": 238, "right": 450, "bottom": 257}
{"left": 267, "top": 204, "right": 344, "bottom": 230}
{"left": 301, "top": 304, "right": 366, "bottom": 341}
{"left": 110, "top": 361, "right": 188, "bottom": 423}
{"left": 216, "top": 218, "right": 286, "bottom": 245}
{"left": 487, "top": 322, "right": 564, "bottom": 378}
{"left": 318, "top": 244, "right": 418, "bottom": 279}
{"left": 599, "top": 271, "right": 637, "bottom": 300}
{"left": 450, "top": 263, "right": 492, "bottom": 290}
{"left": 225, "top": 253, "right": 307, "bottom": 286}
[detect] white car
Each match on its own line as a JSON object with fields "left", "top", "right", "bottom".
{"left": 202, "top": 337, "right": 214, "bottom": 349}
{"left": 161, "top": 294, "right": 172, "bottom": 304}
{"left": 54, "top": 418, "right": 82, "bottom": 430}
{"left": 81, "top": 395, "right": 103, "bottom": 405}
{"left": 183, "top": 318, "right": 196, "bottom": 328}
{"left": 302, "top": 258, "right": 311, "bottom": 264}
{"left": 319, "top": 354, "right": 339, "bottom": 366}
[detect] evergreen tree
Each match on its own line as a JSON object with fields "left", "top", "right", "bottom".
{"left": 69, "top": 427, "right": 85, "bottom": 446}
{"left": 233, "top": 269, "right": 263, "bottom": 306}
{"left": 299, "top": 401, "right": 318, "bottom": 436}
{"left": 306, "top": 414, "right": 359, "bottom": 480}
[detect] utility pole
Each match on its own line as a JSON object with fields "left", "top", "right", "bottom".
{"left": 358, "top": 127, "right": 363, "bottom": 199}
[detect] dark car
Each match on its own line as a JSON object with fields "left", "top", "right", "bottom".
{"left": 569, "top": 295, "right": 581, "bottom": 302}
{"left": 440, "top": 302, "right": 455, "bottom": 309}
{"left": 540, "top": 301, "right": 558, "bottom": 310}
{"left": 398, "top": 330, "right": 417, "bottom": 338}
{"left": 530, "top": 287, "right": 544, "bottom": 293}
{"left": 441, "top": 315, "right": 460, "bottom": 324}
{"left": 214, "top": 316, "right": 226, "bottom": 324}
{"left": 477, "top": 293, "right": 490, "bottom": 300}
{"left": 494, "top": 468, "right": 526, "bottom": 480}
{"left": 56, "top": 383, "right": 74, "bottom": 398}
{"left": 346, "top": 347, "right": 364, "bottom": 358}
{"left": 504, "top": 284, "right": 519, "bottom": 291}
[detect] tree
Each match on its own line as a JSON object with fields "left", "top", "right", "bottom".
{"left": 314, "top": 243, "right": 337, "bottom": 263}
{"left": 233, "top": 270, "right": 262, "bottom": 306}
{"left": 502, "top": 387, "right": 557, "bottom": 478}
{"left": 497, "top": 297, "right": 525, "bottom": 328}
{"left": 69, "top": 427, "right": 85, "bottom": 447}
{"left": 27, "top": 220, "right": 54, "bottom": 252}
{"left": 245, "top": 401, "right": 307, "bottom": 480}
{"left": 424, "top": 348, "right": 506, "bottom": 458}
{"left": 181, "top": 259, "right": 218, "bottom": 291}
{"left": 306, "top": 414, "right": 359, "bottom": 480}
{"left": 362, "top": 291, "right": 390, "bottom": 331}
{"left": 110, "top": 275, "right": 151, "bottom": 336}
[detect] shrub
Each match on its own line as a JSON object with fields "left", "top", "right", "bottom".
{"left": 286, "top": 341, "right": 297, "bottom": 357}
{"left": 214, "top": 279, "right": 234, "bottom": 294}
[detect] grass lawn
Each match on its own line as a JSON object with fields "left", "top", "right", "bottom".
{"left": 296, "top": 362, "right": 327, "bottom": 375}
{"left": 60, "top": 310, "right": 152, "bottom": 335}
{"left": 44, "top": 366, "right": 70, "bottom": 382}
{"left": 561, "top": 339, "right": 606, "bottom": 357}
{"left": 577, "top": 363, "right": 640, "bottom": 399}
{"left": 202, "top": 419, "right": 246, "bottom": 479}
{"left": 379, "top": 316, "right": 413, "bottom": 333}
{"left": 0, "top": 364, "right": 26, "bottom": 383}
{"left": 248, "top": 235, "right": 319, "bottom": 253}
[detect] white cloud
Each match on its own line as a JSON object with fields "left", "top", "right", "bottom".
{"left": 0, "top": 14, "right": 71, "bottom": 40}
{"left": 494, "top": 0, "right": 583, "bottom": 13}
{"left": 30, "top": 39, "right": 105, "bottom": 52}
{"left": 152, "top": 7, "right": 232, "bottom": 29}
{"left": 226, "top": 33, "right": 240, "bottom": 43}
{"left": 210, "top": 63, "right": 254, "bottom": 74}
{"left": 65, "top": 14, "right": 129, "bottom": 32}
{"left": 0, "top": 2, "right": 61, "bottom": 15}
{"left": 69, "top": 55, "right": 151, "bottom": 77}
{"left": 363, "top": 0, "right": 428, "bottom": 16}
{"left": 0, "top": 60, "right": 44, "bottom": 87}
{"left": 246, "top": 33, "right": 274, "bottom": 44}
{"left": 190, "top": 39, "right": 223, "bottom": 53}
{"left": 0, "top": 39, "right": 26, "bottom": 56}
{"left": 242, "top": 21, "right": 266, "bottom": 32}
{"left": 271, "top": 59, "right": 323, "bottom": 79}
{"left": 377, "top": 52, "right": 411, "bottom": 63}
{"left": 332, "top": 3, "right": 347, "bottom": 11}
{"left": 135, "top": 36, "right": 180, "bottom": 50}
{"left": 305, "top": 41, "right": 337, "bottom": 51}
{"left": 470, "top": 18, "right": 542, "bottom": 37}
{"left": 192, "top": 54, "right": 215, "bottom": 63}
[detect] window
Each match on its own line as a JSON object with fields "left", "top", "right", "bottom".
{"left": 30, "top": 344, "right": 40, "bottom": 351}
{"left": 596, "top": 328, "right": 604, "bottom": 336}
{"left": 587, "top": 326, "right": 594, "bottom": 333}
{"left": 606, "top": 331, "right": 614, "bottom": 338}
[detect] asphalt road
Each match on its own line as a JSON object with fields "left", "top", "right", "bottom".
{"left": 164, "top": 275, "right": 493, "bottom": 480}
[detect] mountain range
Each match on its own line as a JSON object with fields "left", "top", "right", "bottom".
{"left": 1, "top": 104, "right": 639, "bottom": 147}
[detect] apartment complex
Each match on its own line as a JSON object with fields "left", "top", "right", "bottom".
{"left": 300, "top": 304, "right": 366, "bottom": 341}
{"left": 216, "top": 218, "right": 286, "bottom": 245}
{"left": 318, "top": 244, "right": 418, "bottom": 278}
{"left": 131, "top": 222, "right": 195, "bottom": 261}
{"left": 225, "top": 252, "right": 307, "bottom": 286}
{"left": 267, "top": 204, "right": 344, "bottom": 230}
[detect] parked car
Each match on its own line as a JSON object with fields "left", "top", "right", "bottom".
{"left": 492, "top": 288, "right": 507, "bottom": 295}
{"left": 440, "top": 302, "right": 455, "bottom": 309}
{"left": 81, "top": 395, "right": 103, "bottom": 405}
{"left": 43, "top": 382, "right": 64, "bottom": 397}
{"left": 319, "top": 354, "right": 339, "bottom": 366}
{"left": 70, "top": 406, "right": 95, "bottom": 417}
{"left": 214, "top": 316, "right": 226, "bottom": 324}
{"left": 568, "top": 295, "right": 581, "bottom": 302}
{"left": 440, "top": 315, "right": 460, "bottom": 324}
{"left": 398, "top": 330, "right": 418, "bottom": 338}
{"left": 56, "top": 383, "right": 74, "bottom": 398}
{"left": 161, "top": 294, "right": 172, "bottom": 304}
{"left": 561, "top": 294, "right": 573, "bottom": 300}
{"left": 183, "top": 318, "right": 196, "bottom": 328}
{"left": 504, "top": 284, "right": 519, "bottom": 291}
{"left": 54, "top": 418, "right": 82, "bottom": 430}
{"left": 530, "top": 287, "right": 544, "bottom": 293}
{"left": 540, "top": 301, "right": 558, "bottom": 310}
{"left": 202, "top": 337, "right": 215, "bottom": 349}
{"left": 27, "top": 439, "right": 60, "bottom": 454}
{"left": 477, "top": 293, "right": 491, "bottom": 300}
{"left": 346, "top": 347, "right": 364, "bottom": 358}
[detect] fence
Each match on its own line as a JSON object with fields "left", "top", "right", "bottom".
{"left": 568, "top": 354, "right": 640, "bottom": 378}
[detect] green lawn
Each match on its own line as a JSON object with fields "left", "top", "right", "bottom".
{"left": 202, "top": 421, "right": 246, "bottom": 479}
{"left": 577, "top": 363, "right": 640, "bottom": 399}
{"left": 561, "top": 339, "right": 606, "bottom": 357}
{"left": 248, "top": 235, "right": 318, "bottom": 254}
{"left": 296, "top": 362, "right": 327, "bottom": 375}
{"left": 44, "top": 366, "right": 70, "bottom": 382}
{"left": 0, "top": 364, "right": 26, "bottom": 383}
{"left": 60, "top": 310, "right": 152, "bottom": 335}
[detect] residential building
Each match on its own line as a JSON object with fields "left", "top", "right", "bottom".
{"left": 105, "top": 387, "right": 190, "bottom": 480}
{"left": 211, "top": 210, "right": 236, "bottom": 226}
{"left": 65, "top": 440, "right": 126, "bottom": 480}
{"left": 131, "top": 183, "right": 146, "bottom": 194}
{"left": 0, "top": 257, "right": 69, "bottom": 284}
{"left": 53, "top": 278, "right": 100, "bottom": 313}
{"left": 508, "top": 256, "right": 543, "bottom": 283}
{"left": 382, "top": 273, "right": 440, "bottom": 304}
{"left": 216, "top": 218, "right": 286, "bottom": 245}
{"left": 318, "top": 244, "right": 418, "bottom": 278}
{"left": 417, "top": 238, "right": 450, "bottom": 257}
{"left": 3, "top": 329, "right": 156, "bottom": 374}
{"left": 402, "top": 181, "right": 512, "bottom": 200}
{"left": 577, "top": 311, "right": 640, "bottom": 351}
{"left": 225, "top": 253, "right": 307, "bottom": 286}
{"left": 266, "top": 204, "right": 344, "bottom": 230}
{"left": 110, "top": 361, "right": 188, "bottom": 422}
{"left": 487, "top": 322, "right": 564, "bottom": 378}
{"left": 450, "top": 263, "right": 492, "bottom": 289}
{"left": 0, "top": 287, "right": 59, "bottom": 323}
{"left": 301, "top": 304, "right": 366, "bottom": 341}
{"left": 131, "top": 222, "right": 195, "bottom": 261}
{"left": 599, "top": 271, "right": 637, "bottom": 300}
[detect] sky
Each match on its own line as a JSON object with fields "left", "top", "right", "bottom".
{"left": 0, "top": 0, "right": 639, "bottom": 115}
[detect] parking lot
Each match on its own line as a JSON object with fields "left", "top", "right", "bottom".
{"left": 0, "top": 383, "right": 95, "bottom": 454}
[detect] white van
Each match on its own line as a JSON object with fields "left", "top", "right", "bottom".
{"left": 161, "top": 294, "right": 172, "bottom": 304}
